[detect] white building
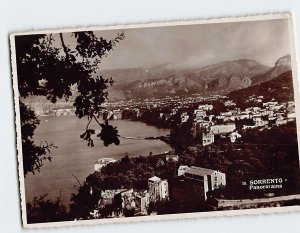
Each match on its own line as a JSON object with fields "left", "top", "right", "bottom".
{"left": 252, "top": 116, "right": 266, "bottom": 127}
{"left": 194, "top": 109, "right": 207, "bottom": 118}
{"left": 166, "top": 154, "right": 179, "bottom": 162}
{"left": 136, "top": 191, "right": 150, "bottom": 215}
{"left": 209, "top": 123, "right": 236, "bottom": 135}
{"left": 183, "top": 166, "right": 226, "bottom": 200}
{"left": 178, "top": 165, "right": 190, "bottom": 176}
{"left": 237, "top": 113, "right": 250, "bottom": 120}
{"left": 94, "top": 158, "right": 118, "bottom": 172}
{"left": 148, "top": 176, "right": 169, "bottom": 202}
{"left": 220, "top": 112, "right": 233, "bottom": 117}
{"left": 181, "top": 114, "right": 190, "bottom": 123}
{"left": 202, "top": 133, "right": 215, "bottom": 146}
{"left": 229, "top": 131, "right": 241, "bottom": 143}
{"left": 276, "top": 119, "right": 288, "bottom": 125}
{"left": 198, "top": 104, "right": 213, "bottom": 111}
{"left": 287, "top": 112, "right": 296, "bottom": 120}
{"left": 224, "top": 100, "right": 236, "bottom": 107}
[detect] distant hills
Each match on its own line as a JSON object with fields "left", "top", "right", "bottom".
{"left": 99, "top": 55, "right": 291, "bottom": 101}
{"left": 23, "top": 55, "right": 293, "bottom": 106}
{"left": 229, "top": 70, "right": 294, "bottom": 103}
{"left": 251, "top": 55, "right": 291, "bottom": 85}
{"left": 229, "top": 54, "right": 293, "bottom": 103}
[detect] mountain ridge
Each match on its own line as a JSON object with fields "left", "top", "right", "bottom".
{"left": 23, "top": 55, "right": 292, "bottom": 104}
{"left": 103, "top": 56, "right": 291, "bottom": 101}
{"left": 229, "top": 70, "right": 294, "bottom": 103}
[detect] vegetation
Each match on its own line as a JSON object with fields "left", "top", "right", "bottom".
{"left": 229, "top": 71, "right": 294, "bottom": 107}
{"left": 26, "top": 120, "right": 300, "bottom": 221}
{"left": 15, "top": 31, "right": 124, "bottom": 175}
{"left": 122, "top": 108, "right": 171, "bottom": 128}
{"left": 169, "top": 112, "right": 195, "bottom": 149}
{"left": 26, "top": 195, "right": 70, "bottom": 223}
{"left": 178, "top": 121, "right": 300, "bottom": 197}
{"left": 26, "top": 153, "right": 179, "bottom": 221}
{"left": 86, "top": 154, "right": 178, "bottom": 190}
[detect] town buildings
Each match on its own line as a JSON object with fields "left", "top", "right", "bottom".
{"left": 103, "top": 109, "right": 122, "bottom": 120}
{"left": 188, "top": 96, "right": 296, "bottom": 146}
{"left": 98, "top": 189, "right": 150, "bottom": 216}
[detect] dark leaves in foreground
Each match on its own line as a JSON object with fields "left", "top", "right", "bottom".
{"left": 97, "top": 120, "right": 120, "bottom": 147}
{"left": 80, "top": 129, "right": 95, "bottom": 147}
{"left": 15, "top": 31, "right": 124, "bottom": 175}
{"left": 27, "top": 194, "right": 70, "bottom": 223}
{"left": 20, "top": 101, "right": 56, "bottom": 175}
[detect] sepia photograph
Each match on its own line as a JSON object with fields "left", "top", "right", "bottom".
{"left": 10, "top": 13, "right": 300, "bottom": 228}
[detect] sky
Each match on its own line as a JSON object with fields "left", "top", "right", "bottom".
{"left": 67, "top": 18, "right": 291, "bottom": 70}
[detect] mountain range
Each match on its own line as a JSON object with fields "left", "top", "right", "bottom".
{"left": 99, "top": 55, "right": 292, "bottom": 101}
{"left": 23, "top": 55, "right": 293, "bottom": 106}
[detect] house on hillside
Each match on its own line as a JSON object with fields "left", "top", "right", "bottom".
{"left": 178, "top": 165, "right": 189, "bottom": 176}
{"left": 202, "top": 133, "right": 215, "bottom": 146}
{"left": 181, "top": 112, "right": 190, "bottom": 123}
{"left": 229, "top": 131, "right": 241, "bottom": 143}
{"left": 198, "top": 104, "right": 213, "bottom": 111}
{"left": 209, "top": 123, "right": 236, "bottom": 135}
{"left": 252, "top": 116, "right": 266, "bottom": 127}
{"left": 166, "top": 154, "right": 179, "bottom": 162}
{"left": 170, "top": 166, "right": 226, "bottom": 203}
{"left": 194, "top": 109, "right": 207, "bottom": 120}
{"left": 224, "top": 100, "right": 236, "bottom": 107}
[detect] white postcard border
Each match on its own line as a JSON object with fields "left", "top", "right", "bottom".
{"left": 10, "top": 12, "right": 300, "bottom": 229}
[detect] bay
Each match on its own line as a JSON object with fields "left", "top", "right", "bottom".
{"left": 24, "top": 116, "right": 171, "bottom": 206}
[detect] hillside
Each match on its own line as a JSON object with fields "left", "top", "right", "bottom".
{"left": 251, "top": 55, "right": 291, "bottom": 85}
{"left": 101, "top": 59, "right": 270, "bottom": 101}
{"left": 229, "top": 71, "right": 295, "bottom": 103}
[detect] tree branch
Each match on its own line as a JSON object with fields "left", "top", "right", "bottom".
{"left": 86, "top": 116, "right": 93, "bottom": 131}
{"left": 59, "top": 33, "right": 69, "bottom": 61}
{"left": 46, "top": 34, "right": 53, "bottom": 52}
{"left": 72, "top": 172, "right": 82, "bottom": 187}
{"left": 92, "top": 114, "right": 102, "bottom": 126}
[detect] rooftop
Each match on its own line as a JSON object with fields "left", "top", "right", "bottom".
{"left": 185, "top": 166, "right": 216, "bottom": 177}
{"left": 148, "top": 176, "right": 161, "bottom": 182}
{"left": 96, "top": 158, "right": 117, "bottom": 165}
{"left": 166, "top": 154, "right": 179, "bottom": 159}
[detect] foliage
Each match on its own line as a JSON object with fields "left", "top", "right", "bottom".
{"left": 86, "top": 153, "right": 177, "bottom": 192}
{"left": 122, "top": 107, "right": 171, "bottom": 128}
{"left": 229, "top": 71, "right": 294, "bottom": 108}
{"left": 20, "top": 102, "right": 56, "bottom": 175}
{"left": 25, "top": 121, "right": 300, "bottom": 221}
{"left": 15, "top": 31, "right": 124, "bottom": 175}
{"left": 97, "top": 120, "right": 120, "bottom": 146}
{"left": 26, "top": 194, "right": 70, "bottom": 223}
{"left": 69, "top": 183, "right": 102, "bottom": 220}
{"left": 170, "top": 112, "right": 195, "bottom": 149}
{"left": 181, "top": 121, "right": 300, "bottom": 196}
